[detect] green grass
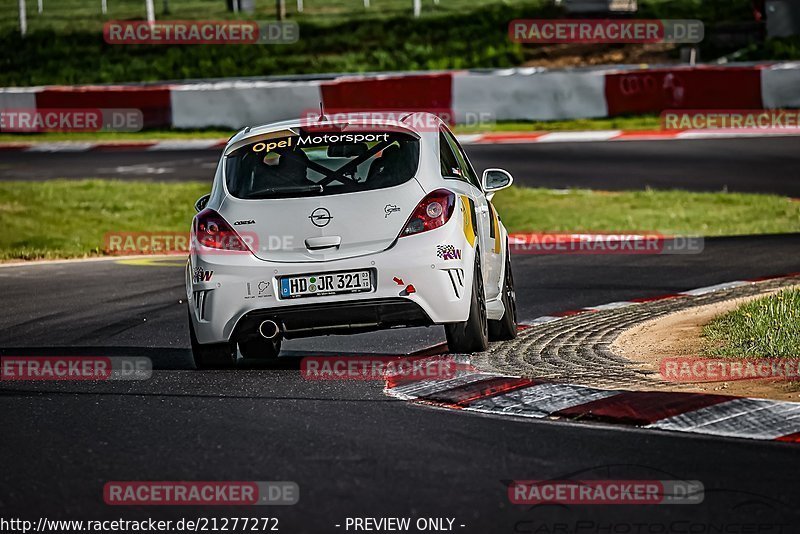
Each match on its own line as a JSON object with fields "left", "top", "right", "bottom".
{"left": 703, "top": 288, "right": 800, "bottom": 358}
{"left": 0, "top": 0, "right": 541, "bottom": 33}
{"left": 1, "top": 181, "right": 799, "bottom": 261}
{"left": 0, "top": 115, "right": 663, "bottom": 142}
{"left": 493, "top": 188, "right": 800, "bottom": 236}
{"left": 0, "top": 0, "right": 774, "bottom": 86}
{"left": 0, "top": 180, "right": 207, "bottom": 260}
{"left": 0, "top": 1, "right": 543, "bottom": 86}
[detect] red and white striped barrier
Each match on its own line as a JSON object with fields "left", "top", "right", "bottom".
{"left": 386, "top": 272, "right": 800, "bottom": 443}
{"left": 1, "top": 62, "right": 798, "bottom": 131}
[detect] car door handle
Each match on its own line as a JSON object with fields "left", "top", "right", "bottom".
{"left": 305, "top": 236, "right": 341, "bottom": 250}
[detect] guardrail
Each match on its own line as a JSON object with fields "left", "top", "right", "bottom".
{"left": 1, "top": 62, "right": 798, "bottom": 130}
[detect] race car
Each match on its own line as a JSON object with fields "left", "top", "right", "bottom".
{"left": 186, "top": 112, "right": 517, "bottom": 368}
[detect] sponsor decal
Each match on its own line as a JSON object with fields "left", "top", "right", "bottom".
{"left": 245, "top": 280, "right": 273, "bottom": 299}
{"left": 252, "top": 134, "right": 392, "bottom": 153}
{"left": 436, "top": 244, "right": 462, "bottom": 261}
{"left": 233, "top": 219, "right": 255, "bottom": 226}
{"left": 193, "top": 267, "right": 213, "bottom": 283}
{"left": 384, "top": 204, "right": 401, "bottom": 218}
{"left": 460, "top": 196, "right": 476, "bottom": 247}
{"left": 308, "top": 207, "right": 333, "bottom": 228}
{"left": 488, "top": 203, "right": 501, "bottom": 254}
{"left": 392, "top": 277, "right": 405, "bottom": 286}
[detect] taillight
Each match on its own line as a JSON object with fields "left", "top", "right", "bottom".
{"left": 192, "top": 208, "right": 252, "bottom": 252}
{"left": 400, "top": 189, "right": 456, "bottom": 238}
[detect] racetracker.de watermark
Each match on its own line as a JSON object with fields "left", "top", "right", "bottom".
{"left": 662, "top": 110, "right": 800, "bottom": 130}
{"left": 103, "top": 20, "right": 298, "bottom": 45}
{"left": 509, "top": 233, "right": 704, "bottom": 255}
{"left": 301, "top": 355, "right": 459, "bottom": 381}
{"left": 509, "top": 19, "right": 704, "bottom": 44}
{"left": 300, "top": 108, "right": 496, "bottom": 131}
{"left": 509, "top": 480, "right": 704, "bottom": 505}
{"left": 0, "top": 108, "right": 143, "bottom": 133}
{"left": 661, "top": 357, "right": 800, "bottom": 383}
{"left": 1, "top": 356, "right": 152, "bottom": 381}
{"left": 103, "top": 481, "right": 298, "bottom": 506}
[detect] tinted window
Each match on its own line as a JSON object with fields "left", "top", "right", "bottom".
{"left": 443, "top": 129, "right": 481, "bottom": 189}
{"left": 439, "top": 129, "right": 466, "bottom": 182}
{"left": 226, "top": 131, "right": 420, "bottom": 199}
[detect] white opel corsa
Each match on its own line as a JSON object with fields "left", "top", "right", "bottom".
{"left": 187, "top": 112, "right": 517, "bottom": 368}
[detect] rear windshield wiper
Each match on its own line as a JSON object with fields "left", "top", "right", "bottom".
{"left": 249, "top": 185, "right": 324, "bottom": 198}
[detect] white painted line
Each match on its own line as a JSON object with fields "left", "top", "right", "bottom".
{"left": 648, "top": 398, "right": 800, "bottom": 440}
{"left": 0, "top": 254, "right": 180, "bottom": 269}
{"left": 528, "top": 316, "right": 562, "bottom": 325}
{"left": 25, "top": 142, "right": 95, "bottom": 152}
{"left": 679, "top": 281, "right": 748, "bottom": 296}
{"left": 147, "top": 140, "right": 223, "bottom": 151}
{"left": 585, "top": 301, "right": 636, "bottom": 311}
{"left": 455, "top": 134, "right": 484, "bottom": 144}
{"left": 467, "top": 382, "right": 621, "bottom": 418}
{"left": 535, "top": 130, "right": 622, "bottom": 143}
{"left": 676, "top": 130, "right": 800, "bottom": 140}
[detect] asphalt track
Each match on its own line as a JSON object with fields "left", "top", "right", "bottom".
{"left": 3, "top": 136, "right": 800, "bottom": 195}
{"left": 2, "top": 234, "right": 800, "bottom": 532}
{"left": 1, "top": 138, "right": 799, "bottom": 531}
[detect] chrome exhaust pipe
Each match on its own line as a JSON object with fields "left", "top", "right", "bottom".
{"left": 258, "top": 320, "right": 281, "bottom": 340}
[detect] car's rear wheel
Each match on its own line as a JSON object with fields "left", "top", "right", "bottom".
{"left": 445, "top": 252, "right": 489, "bottom": 353}
{"left": 489, "top": 248, "right": 518, "bottom": 341}
{"left": 238, "top": 337, "right": 282, "bottom": 360}
{"left": 188, "top": 310, "right": 237, "bottom": 369}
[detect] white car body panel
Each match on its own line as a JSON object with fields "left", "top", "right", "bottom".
{"left": 187, "top": 113, "right": 510, "bottom": 345}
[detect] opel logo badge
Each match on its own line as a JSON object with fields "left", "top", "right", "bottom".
{"left": 309, "top": 207, "right": 333, "bottom": 227}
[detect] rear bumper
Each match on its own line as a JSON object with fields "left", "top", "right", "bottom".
{"left": 187, "top": 215, "right": 475, "bottom": 344}
{"left": 233, "top": 298, "right": 432, "bottom": 340}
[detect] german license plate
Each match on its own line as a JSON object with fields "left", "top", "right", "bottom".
{"left": 279, "top": 270, "right": 373, "bottom": 299}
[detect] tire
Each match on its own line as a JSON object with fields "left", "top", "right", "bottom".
{"left": 445, "top": 252, "right": 489, "bottom": 353}
{"left": 188, "top": 310, "right": 237, "bottom": 369}
{"left": 489, "top": 248, "right": 518, "bottom": 341}
{"left": 238, "top": 336, "right": 282, "bottom": 360}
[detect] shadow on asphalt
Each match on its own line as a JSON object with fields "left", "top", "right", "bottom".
{"left": 0, "top": 346, "right": 446, "bottom": 371}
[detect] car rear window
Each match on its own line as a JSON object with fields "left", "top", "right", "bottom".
{"left": 225, "top": 130, "right": 420, "bottom": 199}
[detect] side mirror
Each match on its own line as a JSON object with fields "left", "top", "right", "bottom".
{"left": 194, "top": 194, "right": 211, "bottom": 213}
{"left": 482, "top": 168, "right": 513, "bottom": 193}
